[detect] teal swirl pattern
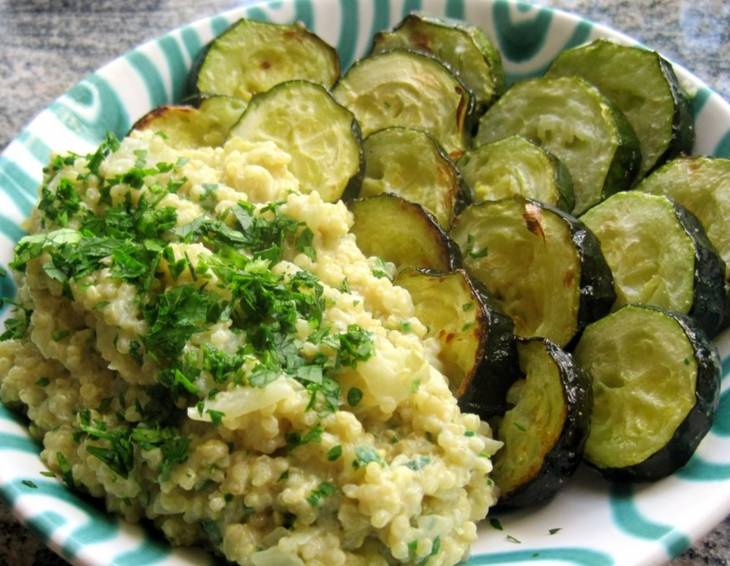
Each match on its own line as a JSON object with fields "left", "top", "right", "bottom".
{"left": 1, "top": 1, "right": 730, "bottom": 565}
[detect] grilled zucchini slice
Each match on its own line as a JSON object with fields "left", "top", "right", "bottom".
{"left": 492, "top": 338, "right": 592, "bottom": 508}
{"left": 395, "top": 268, "right": 518, "bottom": 417}
{"left": 361, "top": 127, "right": 467, "bottom": 228}
{"left": 229, "top": 80, "right": 363, "bottom": 202}
{"left": 546, "top": 39, "right": 693, "bottom": 177}
{"left": 189, "top": 18, "right": 339, "bottom": 101}
{"left": 457, "top": 135, "right": 574, "bottom": 211}
{"left": 333, "top": 49, "right": 474, "bottom": 159}
{"left": 574, "top": 305, "right": 721, "bottom": 481}
{"left": 451, "top": 197, "right": 614, "bottom": 347}
{"left": 371, "top": 13, "right": 504, "bottom": 114}
{"left": 350, "top": 195, "right": 461, "bottom": 272}
{"left": 581, "top": 192, "right": 725, "bottom": 337}
{"left": 475, "top": 76, "right": 641, "bottom": 214}
{"left": 637, "top": 157, "right": 730, "bottom": 282}
{"left": 132, "top": 96, "right": 247, "bottom": 148}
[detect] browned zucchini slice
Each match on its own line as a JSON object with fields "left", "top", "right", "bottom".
{"left": 229, "top": 81, "right": 364, "bottom": 202}
{"left": 360, "top": 127, "right": 468, "bottom": 228}
{"left": 350, "top": 194, "right": 461, "bottom": 272}
{"left": 395, "top": 268, "right": 517, "bottom": 417}
{"left": 132, "top": 96, "right": 247, "bottom": 148}
{"left": 492, "top": 338, "right": 592, "bottom": 508}
{"left": 190, "top": 18, "right": 339, "bottom": 101}
{"left": 371, "top": 13, "right": 504, "bottom": 114}
{"left": 451, "top": 197, "right": 615, "bottom": 347}
{"left": 457, "top": 135, "right": 574, "bottom": 212}
{"left": 580, "top": 191, "right": 726, "bottom": 337}
{"left": 333, "top": 49, "right": 474, "bottom": 159}
{"left": 574, "top": 305, "right": 721, "bottom": 481}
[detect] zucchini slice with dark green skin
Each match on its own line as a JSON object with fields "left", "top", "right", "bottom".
{"left": 637, "top": 157, "right": 730, "bottom": 283}
{"left": 492, "top": 338, "right": 592, "bottom": 508}
{"left": 457, "top": 135, "right": 575, "bottom": 211}
{"left": 395, "top": 268, "right": 517, "bottom": 417}
{"left": 189, "top": 18, "right": 339, "bottom": 101}
{"left": 450, "top": 197, "right": 615, "bottom": 347}
{"left": 371, "top": 13, "right": 504, "bottom": 114}
{"left": 229, "top": 80, "right": 363, "bottom": 202}
{"left": 475, "top": 76, "right": 641, "bottom": 215}
{"left": 361, "top": 127, "right": 468, "bottom": 228}
{"left": 574, "top": 305, "right": 721, "bottom": 482}
{"left": 350, "top": 194, "right": 461, "bottom": 272}
{"left": 332, "top": 49, "right": 474, "bottom": 159}
{"left": 546, "top": 39, "right": 694, "bottom": 178}
{"left": 581, "top": 191, "right": 726, "bottom": 337}
{"left": 132, "top": 96, "right": 247, "bottom": 148}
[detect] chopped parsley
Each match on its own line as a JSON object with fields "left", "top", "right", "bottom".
{"left": 407, "top": 540, "right": 419, "bottom": 560}
{"left": 347, "top": 387, "right": 363, "bottom": 407}
{"left": 207, "top": 409, "right": 225, "bottom": 426}
{"left": 371, "top": 258, "right": 390, "bottom": 279}
{"left": 327, "top": 445, "right": 342, "bottom": 461}
{"left": 417, "top": 537, "right": 441, "bottom": 564}
{"left": 404, "top": 456, "right": 430, "bottom": 471}
{"left": 489, "top": 517, "right": 503, "bottom": 531}
{"left": 201, "top": 519, "right": 222, "bottom": 544}
{"left": 0, "top": 303, "right": 31, "bottom": 341}
{"left": 51, "top": 329, "right": 70, "bottom": 341}
{"left": 35, "top": 377, "right": 50, "bottom": 387}
{"left": 21, "top": 480, "right": 38, "bottom": 489}
{"left": 506, "top": 534, "right": 522, "bottom": 544}
{"left": 353, "top": 445, "right": 382, "bottom": 469}
{"left": 336, "top": 325, "right": 373, "bottom": 368}
{"left": 78, "top": 410, "right": 190, "bottom": 479}
{"left": 465, "top": 233, "right": 488, "bottom": 259}
{"left": 549, "top": 527, "right": 562, "bottom": 535}
{"left": 142, "top": 284, "right": 222, "bottom": 362}
{"left": 56, "top": 452, "right": 74, "bottom": 487}
{"left": 306, "top": 481, "right": 336, "bottom": 507}
{"left": 87, "top": 132, "right": 120, "bottom": 176}
{"left": 286, "top": 424, "right": 324, "bottom": 449}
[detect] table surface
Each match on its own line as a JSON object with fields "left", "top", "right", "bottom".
{"left": 0, "top": 0, "right": 729, "bottom": 564}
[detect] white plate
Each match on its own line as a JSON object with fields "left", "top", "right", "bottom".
{"left": 1, "top": 1, "right": 729, "bottom": 564}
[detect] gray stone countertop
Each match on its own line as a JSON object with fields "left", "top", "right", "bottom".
{"left": 0, "top": 0, "right": 729, "bottom": 565}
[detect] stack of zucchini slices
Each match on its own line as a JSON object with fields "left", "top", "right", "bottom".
{"left": 130, "top": 13, "right": 728, "bottom": 510}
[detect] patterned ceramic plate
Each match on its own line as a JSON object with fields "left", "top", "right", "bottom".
{"left": 1, "top": 0, "right": 729, "bottom": 565}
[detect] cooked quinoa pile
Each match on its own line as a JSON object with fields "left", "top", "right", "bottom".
{"left": 0, "top": 130, "right": 499, "bottom": 565}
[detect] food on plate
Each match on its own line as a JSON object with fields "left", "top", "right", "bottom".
{"left": 350, "top": 194, "right": 462, "bottom": 273}
{"left": 189, "top": 19, "right": 339, "bottom": 101}
{"left": 0, "top": 129, "right": 500, "bottom": 565}
{"left": 457, "top": 135, "right": 575, "bottom": 211}
{"left": 475, "top": 76, "right": 641, "bottom": 214}
{"left": 581, "top": 191, "right": 726, "bottom": 337}
{"left": 133, "top": 95, "right": 247, "bottom": 148}
{"left": 1, "top": 6, "right": 728, "bottom": 564}
{"left": 450, "top": 197, "right": 615, "bottom": 347}
{"left": 546, "top": 39, "right": 694, "bottom": 177}
{"left": 371, "top": 13, "right": 505, "bottom": 114}
{"left": 333, "top": 49, "right": 474, "bottom": 158}
{"left": 360, "top": 127, "right": 467, "bottom": 228}
{"left": 574, "top": 305, "right": 720, "bottom": 481}
{"left": 394, "top": 268, "right": 517, "bottom": 418}
{"left": 229, "top": 80, "right": 364, "bottom": 202}
{"left": 637, "top": 157, "right": 730, "bottom": 283}
{"left": 491, "top": 338, "right": 592, "bottom": 508}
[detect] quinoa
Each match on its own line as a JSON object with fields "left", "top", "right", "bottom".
{"left": 0, "top": 130, "right": 500, "bottom": 565}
